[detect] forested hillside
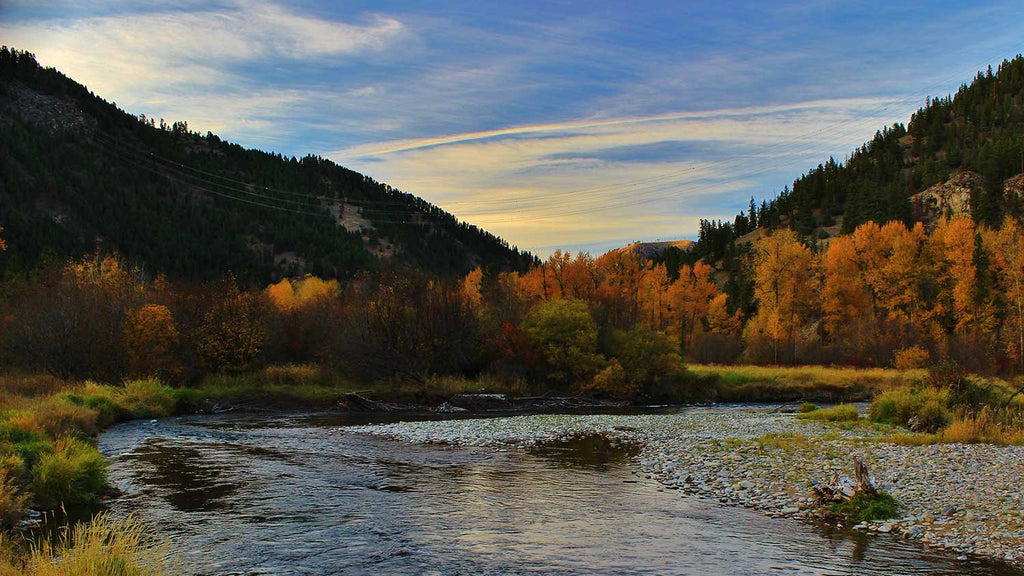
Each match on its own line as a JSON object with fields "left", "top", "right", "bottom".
{"left": 690, "top": 55, "right": 1024, "bottom": 262}
{"left": 0, "top": 48, "right": 534, "bottom": 283}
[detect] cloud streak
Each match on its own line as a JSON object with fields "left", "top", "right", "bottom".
{"left": 334, "top": 94, "right": 922, "bottom": 253}
{"left": 3, "top": 0, "right": 1022, "bottom": 256}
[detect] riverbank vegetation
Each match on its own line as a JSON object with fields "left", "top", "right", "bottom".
{"left": 0, "top": 513, "right": 174, "bottom": 576}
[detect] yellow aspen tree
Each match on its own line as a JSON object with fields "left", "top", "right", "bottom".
{"left": 744, "top": 229, "right": 817, "bottom": 364}
{"left": 123, "top": 304, "right": 181, "bottom": 378}
{"left": 293, "top": 275, "right": 340, "bottom": 305}
{"left": 821, "top": 235, "right": 871, "bottom": 338}
{"left": 705, "top": 293, "right": 742, "bottom": 335}
{"left": 462, "top": 267, "right": 484, "bottom": 310}
{"left": 638, "top": 262, "right": 671, "bottom": 330}
{"left": 266, "top": 278, "right": 298, "bottom": 311}
{"left": 992, "top": 217, "right": 1024, "bottom": 369}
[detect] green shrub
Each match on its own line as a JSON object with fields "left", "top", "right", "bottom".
{"left": 799, "top": 402, "right": 819, "bottom": 413}
{"left": 583, "top": 360, "right": 636, "bottom": 398}
{"left": 830, "top": 491, "right": 899, "bottom": 522}
{"left": 797, "top": 404, "right": 860, "bottom": 422}
{"left": 30, "top": 436, "right": 108, "bottom": 508}
{"left": 62, "top": 383, "right": 128, "bottom": 428}
{"left": 4, "top": 438, "right": 53, "bottom": 469}
{"left": 870, "top": 386, "right": 950, "bottom": 431}
{"left": 522, "top": 299, "right": 603, "bottom": 387}
{"left": 120, "top": 379, "right": 176, "bottom": 419}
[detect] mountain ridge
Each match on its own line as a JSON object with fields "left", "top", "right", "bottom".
{"left": 0, "top": 47, "right": 536, "bottom": 283}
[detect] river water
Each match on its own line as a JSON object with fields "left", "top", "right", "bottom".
{"left": 98, "top": 411, "right": 1024, "bottom": 576}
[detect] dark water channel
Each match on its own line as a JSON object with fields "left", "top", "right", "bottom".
{"left": 98, "top": 411, "right": 1024, "bottom": 576}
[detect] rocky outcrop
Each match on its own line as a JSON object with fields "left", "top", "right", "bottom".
{"left": 910, "top": 171, "right": 981, "bottom": 227}
{"left": 1004, "top": 173, "right": 1024, "bottom": 200}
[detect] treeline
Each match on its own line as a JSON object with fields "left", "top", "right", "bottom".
{"left": 481, "top": 213, "right": 1024, "bottom": 376}
{"left": 0, "top": 47, "right": 534, "bottom": 283}
{"left": 3, "top": 212, "right": 1024, "bottom": 398}
{"left": 690, "top": 55, "right": 1024, "bottom": 258}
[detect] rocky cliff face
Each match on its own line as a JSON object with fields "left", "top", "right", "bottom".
{"left": 910, "top": 171, "right": 981, "bottom": 227}
{"left": 911, "top": 171, "right": 1024, "bottom": 228}
{"left": 1005, "top": 173, "right": 1024, "bottom": 200}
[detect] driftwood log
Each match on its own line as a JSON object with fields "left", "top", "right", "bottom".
{"left": 338, "top": 393, "right": 423, "bottom": 412}
{"left": 813, "top": 458, "right": 877, "bottom": 504}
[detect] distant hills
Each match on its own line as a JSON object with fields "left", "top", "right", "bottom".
{"left": 0, "top": 47, "right": 535, "bottom": 283}
{"left": 689, "top": 55, "right": 1024, "bottom": 264}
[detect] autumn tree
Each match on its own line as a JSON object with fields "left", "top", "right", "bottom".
{"left": 329, "top": 270, "right": 481, "bottom": 382}
{"left": 930, "top": 216, "right": 997, "bottom": 341}
{"left": 522, "top": 299, "right": 603, "bottom": 387}
{"left": 193, "top": 282, "right": 269, "bottom": 373}
{"left": 596, "top": 250, "right": 644, "bottom": 328}
{"left": 123, "top": 304, "right": 181, "bottom": 380}
{"left": 2, "top": 255, "right": 144, "bottom": 381}
{"left": 666, "top": 262, "right": 718, "bottom": 354}
{"left": 991, "top": 217, "right": 1024, "bottom": 370}
{"left": 743, "top": 229, "right": 818, "bottom": 364}
{"left": 638, "top": 262, "right": 671, "bottom": 330}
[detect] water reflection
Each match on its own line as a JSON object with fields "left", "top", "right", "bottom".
{"left": 98, "top": 414, "right": 1024, "bottom": 576}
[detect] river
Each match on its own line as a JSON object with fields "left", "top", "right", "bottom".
{"left": 98, "top": 410, "right": 1024, "bottom": 576}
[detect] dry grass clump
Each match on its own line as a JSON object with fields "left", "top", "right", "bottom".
{"left": 887, "top": 406, "right": 1024, "bottom": 446}
{"left": 261, "top": 363, "right": 321, "bottom": 385}
{"left": 1, "top": 513, "right": 177, "bottom": 576}
{"left": 0, "top": 375, "right": 73, "bottom": 400}
{"left": 892, "top": 346, "right": 930, "bottom": 370}
{"left": 0, "top": 465, "right": 28, "bottom": 527}
{"left": 797, "top": 404, "right": 861, "bottom": 422}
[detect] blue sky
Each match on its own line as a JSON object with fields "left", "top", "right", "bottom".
{"left": 2, "top": 1, "right": 1022, "bottom": 255}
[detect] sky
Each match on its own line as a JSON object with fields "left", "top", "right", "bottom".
{"left": 2, "top": 1, "right": 1023, "bottom": 256}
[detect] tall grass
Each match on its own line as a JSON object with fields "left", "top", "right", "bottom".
{"left": 30, "top": 437, "right": 108, "bottom": 509}
{"left": 888, "top": 406, "right": 1024, "bottom": 446}
{"left": 869, "top": 386, "right": 950, "bottom": 431}
{"left": 0, "top": 374, "right": 180, "bottom": 519}
{"left": 0, "top": 513, "right": 177, "bottom": 576}
{"left": 797, "top": 404, "right": 861, "bottom": 422}
{"left": 689, "top": 364, "right": 924, "bottom": 402}
{"left": 193, "top": 364, "right": 360, "bottom": 407}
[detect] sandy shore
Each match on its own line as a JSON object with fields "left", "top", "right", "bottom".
{"left": 346, "top": 406, "right": 1024, "bottom": 567}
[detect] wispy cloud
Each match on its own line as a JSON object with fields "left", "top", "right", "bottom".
{"left": 2, "top": 0, "right": 1021, "bottom": 256}
{"left": 334, "top": 95, "right": 920, "bottom": 254}
{"left": 0, "top": 1, "right": 406, "bottom": 104}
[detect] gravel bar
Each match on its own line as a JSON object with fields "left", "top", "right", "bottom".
{"left": 345, "top": 406, "right": 1024, "bottom": 567}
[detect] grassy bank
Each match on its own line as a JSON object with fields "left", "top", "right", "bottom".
{"left": 0, "top": 364, "right": 368, "bottom": 572}
{"left": 689, "top": 364, "right": 926, "bottom": 402}
{"left": 869, "top": 378, "right": 1024, "bottom": 446}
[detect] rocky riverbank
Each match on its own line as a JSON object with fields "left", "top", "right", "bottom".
{"left": 346, "top": 406, "right": 1024, "bottom": 567}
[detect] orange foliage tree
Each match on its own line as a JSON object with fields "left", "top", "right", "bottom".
{"left": 666, "top": 262, "right": 718, "bottom": 354}
{"left": 991, "top": 217, "right": 1024, "bottom": 370}
{"left": 744, "top": 229, "right": 818, "bottom": 364}
{"left": 123, "top": 303, "right": 181, "bottom": 379}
